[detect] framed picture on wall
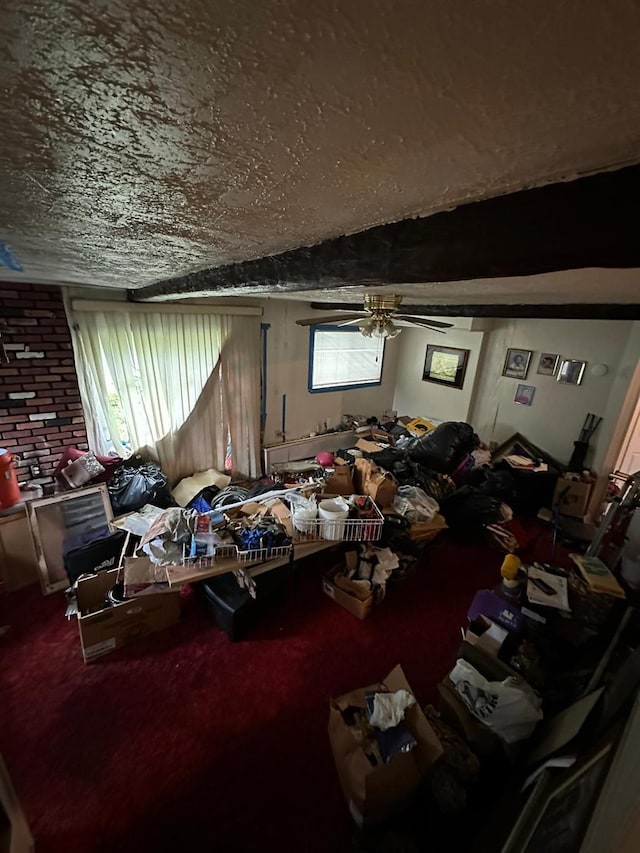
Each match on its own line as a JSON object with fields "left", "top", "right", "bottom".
{"left": 515, "top": 384, "right": 535, "bottom": 406}
{"left": 422, "top": 344, "right": 470, "bottom": 389}
{"left": 537, "top": 353, "right": 560, "bottom": 376}
{"left": 557, "top": 359, "right": 587, "bottom": 385}
{"left": 503, "top": 348, "right": 532, "bottom": 379}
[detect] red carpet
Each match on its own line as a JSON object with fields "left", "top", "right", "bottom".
{"left": 0, "top": 522, "right": 562, "bottom": 852}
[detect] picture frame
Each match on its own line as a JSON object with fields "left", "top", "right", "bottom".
{"left": 515, "top": 384, "right": 535, "bottom": 406}
{"left": 501, "top": 742, "right": 613, "bottom": 853}
{"left": 503, "top": 348, "right": 532, "bottom": 379}
{"left": 557, "top": 358, "right": 587, "bottom": 385}
{"left": 537, "top": 353, "right": 560, "bottom": 376}
{"left": 422, "top": 344, "right": 470, "bottom": 389}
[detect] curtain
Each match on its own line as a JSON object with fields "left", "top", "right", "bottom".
{"left": 66, "top": 300, "right": 262, "bottom": 483}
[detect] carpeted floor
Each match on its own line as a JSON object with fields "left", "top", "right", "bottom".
{"left": 0, "top": 521, "right": 561, "bottom": 853}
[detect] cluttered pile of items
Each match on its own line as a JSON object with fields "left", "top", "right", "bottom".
{"left": 15, "top": 405, "right": 623, "bottom": 663}
{"left": 327, "top": 538, "right": 638, "bottom": 847}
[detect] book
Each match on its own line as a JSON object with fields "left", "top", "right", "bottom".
{"left": 569, "top": 553, "right": 626, "bottom": 598}
{"left": 526, "top": 567, "right": 570, "bottom": 612}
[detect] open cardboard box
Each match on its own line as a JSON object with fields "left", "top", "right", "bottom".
{"left": 75, "top": 568, "right": 181, "bottom": 663}
{"left": 322, "top": 564, "right": 383, "bottom": 619}
{"left": 553, "top": 476, "right": 593, "bottom": 519}
{"left": 328, "top": 664, "right": 443, "bottom": 825}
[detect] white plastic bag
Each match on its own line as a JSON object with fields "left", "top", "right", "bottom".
{"left": 449, "top": 659, "right": 543, "bottom": 743}
{"left": 393, "top": 486, "right": 439, "bottom": 522}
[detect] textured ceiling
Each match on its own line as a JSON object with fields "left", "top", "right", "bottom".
{"left": 1, "top": 0, "right": 640, "bottom": 292}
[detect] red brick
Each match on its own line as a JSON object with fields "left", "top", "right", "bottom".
{"left": 0, "top": 368, "right": 19, "bottom": 375}
{"left": 15, "top": 422, "right": 35, "bottom": 431}
{"left": 23, "top": 398, "right": 54, "bottom": 407}
{"left": 0, "top": 415, "right": 21, "bottom": 425}
{"left": 31, "top": 426, "right": 57, "bottom": 436}
{"left": 0, "top": 289, "right": 19, "bottom": 299}
{"left": 1, "top": 430, "right": 29, "bottom": 439}
{"left": 41, "top": 334, "right": 69, "bottom": 342}
{"left": 9, "top": 334, "right": 44, "bottom": 344}
{"left": 8, "top": 318, "right": 38, "bottom": 326}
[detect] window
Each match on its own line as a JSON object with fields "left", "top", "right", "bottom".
{"left": 308, "top": 325, "right": 385, "bottom": 393}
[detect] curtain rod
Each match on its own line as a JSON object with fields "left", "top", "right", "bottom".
{"left": 71, "top": 299, "right": 263, "bottom": 317}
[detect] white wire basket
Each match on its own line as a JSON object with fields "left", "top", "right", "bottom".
{"left": 178, "top": 543, "right": 292, "bottom": 567}
{"left": 292, "top": 499, "right": 385, "bottom": 543}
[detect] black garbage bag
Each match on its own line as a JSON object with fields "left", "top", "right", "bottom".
{"left": 408, "top": 422, "right": 478, "bottom": 473}
{"left": 465, "top": 468, "right": 517, "bottom": 503}
{"left": 366, "top": 446, "right": 407, "bottom": 470}
{"left": 107, "top": 461, "right": 173, "bottom": 515}
{"left": 439, "top": 486, "right": 503, "bottom": 530}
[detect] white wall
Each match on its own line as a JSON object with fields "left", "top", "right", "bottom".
{"left": 392, "top": 326, "right": 487, "bottom": 423}
{"left": 260, "top": 299, "right": 399, "bottom": 444}
{"left": 469, "top": 319, "right": 638, "bottom": 468}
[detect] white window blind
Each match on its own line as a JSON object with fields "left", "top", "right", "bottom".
{"left": 310, "top": 327, "right": 384, "bottom": 391}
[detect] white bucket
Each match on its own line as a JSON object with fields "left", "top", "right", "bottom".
{"left": 318, "top": 499, "right": 349, "bottom": 541}
{"left": 293, "top": 504, "right": 318, "bottom": 534}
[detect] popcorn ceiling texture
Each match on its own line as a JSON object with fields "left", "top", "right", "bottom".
{"left": 0, "top": 284, "right": 87, "bottom": 491}
{"left": 1, "top": 1, "right": 640, "bottom": 288}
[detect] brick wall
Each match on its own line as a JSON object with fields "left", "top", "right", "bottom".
{"left": 0, "top": 283, "right": 87, "bottom": 491}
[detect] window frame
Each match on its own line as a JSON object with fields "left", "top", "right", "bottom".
{"left": 307, "top": 324, "right": 386, "bottom": 394}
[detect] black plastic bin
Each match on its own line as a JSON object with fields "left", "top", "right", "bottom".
{"left": 195, "top": 563, "right": 291, "bottom": 641}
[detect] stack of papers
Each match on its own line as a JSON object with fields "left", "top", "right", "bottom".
{"left": 504, "top": 454, "right": 548, "bottom": 473}
{"left": 526, "top": 566, "right": 570, "bottom": 612}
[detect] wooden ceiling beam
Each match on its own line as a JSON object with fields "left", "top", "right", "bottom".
{"left": 130, "top": 164, "right": 640, "bottom": 302}
{"left": 308, "top": 302, "right": 640, "bottom": 320}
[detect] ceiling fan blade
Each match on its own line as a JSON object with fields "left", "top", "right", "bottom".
{"left": 337, "top": 317, "right": 368, "bottom": 326}
{"left": 295, "top": 313, "right": 368, "bottom": 326}
{"left": 395, "top": 315, "right": 453, "bottom": 328}
{"left": 399, "top": 317, "right": 447, "bottom": 333}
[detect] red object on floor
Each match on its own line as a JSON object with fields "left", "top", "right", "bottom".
{"left": 0, "top": 449, "right": 21, "bottom": 510}
{"left": 0, "top": 523, "right": 565, "bottom": 852}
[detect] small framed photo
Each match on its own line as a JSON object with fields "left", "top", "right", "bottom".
{"left": 557, "top": 358, "right": 587, "bottom": 385}
{"left": 503, "top": 348, "right": 532, "bottom": 379}
{"left": 423, "top": 344, "right": 470, "bottom": 389}
{"left": 515, "top": 384, "right": 535, "bottom": 406}
{"left": 537, "top": 353, "right": 559, "bottom": 376}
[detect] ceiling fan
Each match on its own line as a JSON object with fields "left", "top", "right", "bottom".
{"left": 295, "top": 294, "right": 453, "bottom": 338}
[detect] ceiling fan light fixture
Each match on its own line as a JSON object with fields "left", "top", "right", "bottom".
{"left": 359, "top": 317, "right": 375, "bottom": 337}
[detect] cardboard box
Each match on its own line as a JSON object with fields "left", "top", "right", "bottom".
{"left": 353, "top": 458, "right": 398, "bottom": 508}
{"left": 322, "top": 565, "right": 381, "bottom": 619}
{"left": 407, "top": 513, "right": 447, "bottom": 543}
{"left": 329, "top": 665, "right": 443, "bottom": 825}
{"left": 76, "top": 569, "right": 181, "bottom": 663}
{"left": 465, "top": 615, "right": 508, "bottom": 657}
{"left": 324, "top": 464, "right": 355, "bottom": 496}
{"left": 355, "top": 428, "right": 395, "bottom": 446}
{"left": 553, "top": 476, "right": 593, "bottom": 519}
{"left": 404, "top": 417, "right": 436, "bottom": 437}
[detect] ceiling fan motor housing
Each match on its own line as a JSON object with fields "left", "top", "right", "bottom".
{"left": 363, "top": 294, "right": 403, "bottom": 315}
